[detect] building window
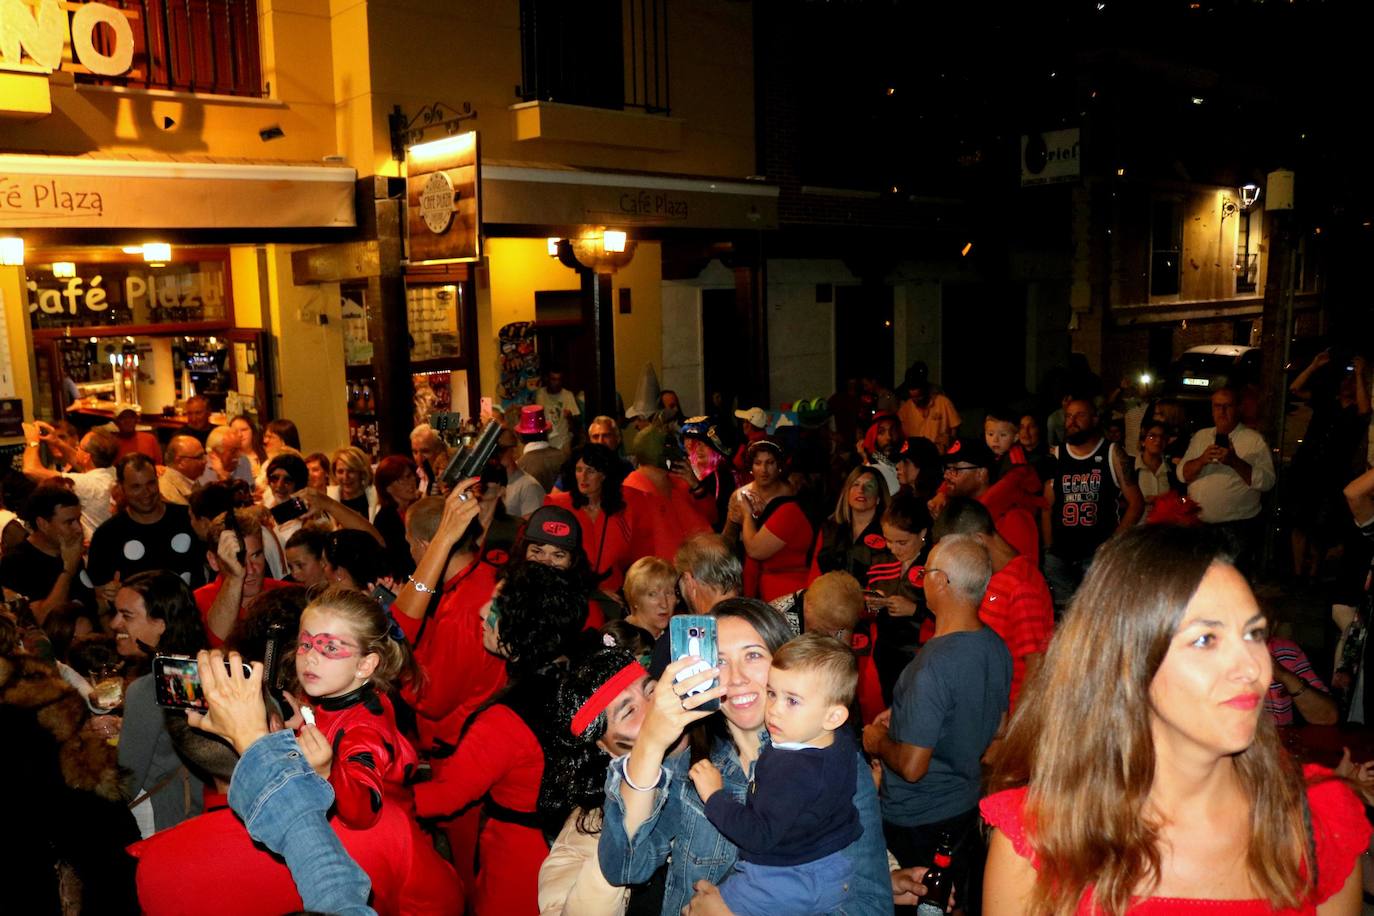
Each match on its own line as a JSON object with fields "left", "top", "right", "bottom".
{"left": 1236, "top": 209, "right": 1258, "bottom": 293}
{"left": 77, "top": 0, "right": 262, "bottom": 97}
{"left": 1150, "top": 199, "right": 1183, "bottom": 297}
{"left": 519, "top": 0, "right": 670, "bottom": 114}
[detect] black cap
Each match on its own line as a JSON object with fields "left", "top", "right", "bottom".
{"left": 942, "top": 437, "right": 995, "bottom": 469}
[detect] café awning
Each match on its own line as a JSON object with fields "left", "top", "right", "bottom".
{"left": 0, "top": 154, "right": 356, "bottom": 230}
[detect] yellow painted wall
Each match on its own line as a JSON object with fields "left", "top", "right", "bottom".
{"left": 230, "top": 247, "right": 265, "bottom": 330}
{"left": 0, "top": 266, "right": 37, "bottom": 441}
{"left": 478, "top": 237, "right": 663, "bottom": 407}
{"left": 261, "top": 244, "right": 349, "bottom": 453}
{"left": 3, "top": 0, "right": 338, "bottom": 162}
{"left": 339, "top": 0, "right": 754, "bottom": 180}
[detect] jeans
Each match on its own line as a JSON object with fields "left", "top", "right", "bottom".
{"left": 720, "top": 851, "right": 853, "bottom": 916}
{"left": 883, "top": 808, "right": 982, "bottom": 916}
{"left": 1042, "top": 552, "right": 1092, "bottom": 614}
{"left": 228, "top": 729, "right": 376, "bottom": 916}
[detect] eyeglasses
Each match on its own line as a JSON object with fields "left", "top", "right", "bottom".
{"left": 945, "top": 464, "right": 980, "bottom": 473}
{"left": 297, "top": 631, "right": 359, "bottom": 659}
{"left": 912, "top": 566, "right": 946, "bottom": 588}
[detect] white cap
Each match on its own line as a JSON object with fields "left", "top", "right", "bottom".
{"left": 734, "top": 407, "right": 768, "bottom": 429}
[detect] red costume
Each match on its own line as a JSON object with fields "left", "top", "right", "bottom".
{"left": 623, "top": 469, "right": 710, "bottom": 562}
{"left": 413, "top": 702, "right": 548, "bottom": 915}
{"left": 743, "top": 497, "right": 815, "bottom": 602}
{"left": 130, "top": 685, "right": 462, "bottom": 915}
{"left": 194, "top": 576, "right": 293, "bottom": 648}
{"left": 981, "top": 764, "right": 1369, "bottom": 914}
{"left": 544, "top": 488, "right": 646, "bottom": 594}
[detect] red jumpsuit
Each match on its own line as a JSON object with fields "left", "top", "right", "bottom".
{"left": 130, "top": 685, "right": 462, "bottom": 916}
{"left": 413, "top": 702, "right": 547, "bottom": 915}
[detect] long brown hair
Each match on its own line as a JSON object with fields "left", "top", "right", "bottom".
{"left": 988, "top": 526, "right": 1311, "bottom": 915}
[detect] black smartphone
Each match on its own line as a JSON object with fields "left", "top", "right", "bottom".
{"left": 261, "top": 621, "right": 291, "bottom": 714}
{"left": 1214, "top": 432, "right": 1230, "bottom": 450}
{"left": 370, "top": 582, "right": 397, "bottom": 611}
{"left": 270, "top": 496, "right": 309, "bottom": 525}
{"left": 153, "top": 654, "right": 253, "bottom": 710}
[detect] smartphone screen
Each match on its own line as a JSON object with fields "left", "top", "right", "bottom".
{"left": 668, "top": 615, "right": 719, "bottom": 712}
{"left": 153, "top": 654, "right": 252, "bottom": 710}
{"left": 370, "top": 583, "right": 397, "bottom": 611}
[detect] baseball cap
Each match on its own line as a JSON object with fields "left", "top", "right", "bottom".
{"left": 734, "top": 407, "right": 768, "bottom": 429}
{"left": 523, "top": 505, "right": 582, "bottom": 552}
{"left": 942, "top": 437, "right": 995, "bottom": 469}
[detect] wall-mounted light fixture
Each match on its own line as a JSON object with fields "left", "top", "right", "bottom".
{"left": 1240, "top": 184, "right": 1261, "bottom": 209}
{"left": 602, "top": 229, "right": 627, "bottom": 253}
{"left": 547, "top": 237, "right": 562, "bottom": 257}
{"left": 143, "top": 242, "right": 171, "bottom": 265}
{"left": 0, "top": 237, "right": 24, "bottom": 266}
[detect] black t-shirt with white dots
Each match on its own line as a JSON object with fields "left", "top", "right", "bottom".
{"left": 87, "top": 503, "right": 207, "bottom": 590}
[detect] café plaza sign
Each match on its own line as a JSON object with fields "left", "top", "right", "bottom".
{"left": 0, "top": 0, "right": 135, "bottom": 77}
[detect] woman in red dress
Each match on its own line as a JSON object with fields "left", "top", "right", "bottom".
{"left": 412, "top": 560, "right": 589, "bottom": 914}
{"left": 734, "top": 439, "right": 814, "bottom": 602}
{"left": 982, "top": 526, "right": 1368, "bottom": 915}
{"left": 545, "top": 444, "right": 642, "bottom": 595}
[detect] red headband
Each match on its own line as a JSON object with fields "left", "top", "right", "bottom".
{"left": 570, "top": 660, "right": 648, "bottom": 737}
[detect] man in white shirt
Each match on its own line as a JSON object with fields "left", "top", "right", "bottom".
{"left": 22, "top": 423, "right": 118, "bottom": 541}
{"left": 496, "top": 428, "right": 545, "bottom": 518}
{"left": 202, "top": 426, "right": 255, "bottom": 487}
{"left": 535, "top": 369, "right": 581, "bottom": 451}
{"left": 1180, "top": 387, "right": 1276, "bottom": 571}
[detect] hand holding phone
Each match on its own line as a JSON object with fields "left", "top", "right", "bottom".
{"left": 269, "top": 496, "right": 309, "bottom": 525}
{"left": 669, "top": 616, "right": 720, "bottom": 713}
{"left": 154, "top": 653, "right": 253, "bottom": 711}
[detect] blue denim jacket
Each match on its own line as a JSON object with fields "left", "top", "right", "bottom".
{"left": 598, "top": 730, "right": 894, "bottom": 916}
{"left": 228, "top": 729, "right": 376, "bottom": 916}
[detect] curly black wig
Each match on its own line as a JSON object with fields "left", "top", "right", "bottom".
{"left": 539, "top": 647, "right": 642, "bottom": 834}
{"left": 494, "top": 560, "right": 588, "bottom": 673}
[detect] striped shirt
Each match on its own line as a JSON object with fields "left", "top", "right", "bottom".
{"left": 1267, "top": 637, "right": 1328, "bottom": 726}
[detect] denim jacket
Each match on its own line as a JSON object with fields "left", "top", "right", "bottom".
{"left": 598, "top": 730, "right": 894, "bottom": 916}
{"left": 229, "top": 729, "right": 376, "bottom": 916}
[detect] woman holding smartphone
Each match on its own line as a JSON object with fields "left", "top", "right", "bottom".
{"left": 597, "top": 598, "right": 891, "bottom": 915}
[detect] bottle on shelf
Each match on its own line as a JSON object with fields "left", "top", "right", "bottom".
{"left": 916, "top": 833, "right": 954, "bottom": 915}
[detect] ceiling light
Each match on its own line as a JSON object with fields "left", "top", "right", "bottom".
{"left": 143, "top": 242, "right": 171, "bottom": 263}
{"left": 52, "top": 261, "right": 76, "bottom": 277}
{"left": 0, "top": 237, "right": 23, "bottom": 266}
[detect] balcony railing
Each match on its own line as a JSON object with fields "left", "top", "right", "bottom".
{"left": 519, "top": 0, "right": 670, "bottom": 115}
{"left": 78, "top": 0, "right": 263, "bottom": 97}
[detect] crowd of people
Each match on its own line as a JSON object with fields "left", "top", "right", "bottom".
{"left": 5, "top": 355, "right": 1374, "bottom": 915}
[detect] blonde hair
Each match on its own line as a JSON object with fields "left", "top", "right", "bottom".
{"left": 771, "top": 632, "right": 857, "bottom": 707}
{"left": 330, "top": 446, "right": 374, "bottom": 488}
{"left": 623, "top": 556, "right": 676, "bottom": 610}
{"left": 303, "top": 587, "right": 416, "bottom": 692}
{"left": 804, "top": 571, "right": 863, "bottom": 635}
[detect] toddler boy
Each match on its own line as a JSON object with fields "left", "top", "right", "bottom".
{"left": 688, "top": 632, "right": 862, "bottom": 916}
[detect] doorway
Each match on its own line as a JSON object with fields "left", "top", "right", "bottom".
{"left": 835, "top": 284, "right": 894, "bottom": 392}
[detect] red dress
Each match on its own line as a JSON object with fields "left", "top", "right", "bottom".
{"left": 130, "top": 685, "right": 462, "bottom": 916}
{"left": 742, "top": 497, "right": 814, "bottom": 602}
{"left": 622, "top": 470, "right": 710, "bottom": 562}
{"left": 980, "top": 765, "right": 1370, "bottom": 914}
{"left": 545, "top": 489, "right": 644, "bottom": 594}
{"left": 413, "top": 702, "right": 548, "bottom": 915}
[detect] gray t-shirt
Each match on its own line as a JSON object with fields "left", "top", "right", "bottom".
{"left": 881, "top": 626, "right": 1010, "bottom": 827}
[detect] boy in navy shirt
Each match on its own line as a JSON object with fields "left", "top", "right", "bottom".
{"left": 688, "top": 633, "right": 862, "bottom": 916}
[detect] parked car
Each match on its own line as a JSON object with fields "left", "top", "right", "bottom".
{"left": 1161, "top": 344, "right": 1261, "bottom": 432}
